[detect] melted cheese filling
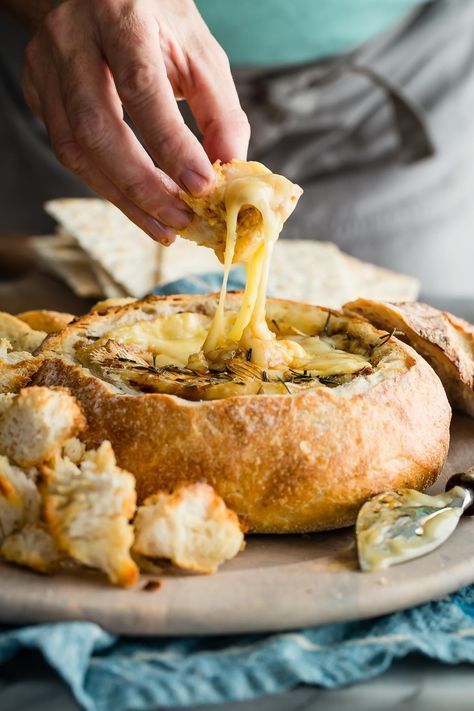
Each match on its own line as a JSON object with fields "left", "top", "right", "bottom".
{"left": 106, "top": 313, "right": 368, "bottom": 378}
{"left": 106, "top": 313, "right": 211, "bottom": 366}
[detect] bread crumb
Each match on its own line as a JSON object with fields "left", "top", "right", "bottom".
{"left": 142, "top": 579, "right": 162, "bottom": 592}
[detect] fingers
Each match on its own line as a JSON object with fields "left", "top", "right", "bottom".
{"left": 39, "top": 6, "right": 191, "bottom": 231}
{"left": 97, "top": 3, "right": 215, "bottom": 195}
{"left": 58, "top": 48, "right": 190, "bottom": 228}
{"left": 21, "top": 59, "right": 42, "bottom": 119}
{"left": 24, "top": 43, "right": 175, "bottom": 245}
{"left": 183, "top": 32, "right": 251, "bottom": 163}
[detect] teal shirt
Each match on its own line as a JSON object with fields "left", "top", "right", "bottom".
{"left": 196, "top": 0, "right": 427, "bottom": 66}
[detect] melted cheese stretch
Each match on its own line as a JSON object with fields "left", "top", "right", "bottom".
{"left": 203, "top": 172, "right": 285, "bottom": 366}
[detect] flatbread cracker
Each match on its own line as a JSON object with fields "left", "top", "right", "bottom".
{"left": 45, "top": 199, "right": 161, "bottom": 298}
{"left": 30, "top": 236, "right": 102, "bottom": 298}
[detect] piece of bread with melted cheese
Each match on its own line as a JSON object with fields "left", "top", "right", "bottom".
{"left": 344, "top": 299, "right": 474, "bottom": 417}
{"left": 133, "top": 483, "right": 244, "bottom": 574}
{"left": 41, "top": 441, "right": 138, "bottom": 587}
{"left": 0, "top": 387, "right": 85, "bottom": 468}
{"left": 179, "top": 160, "right": 303, "bottom": 263}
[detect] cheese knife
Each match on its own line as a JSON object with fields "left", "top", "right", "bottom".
{"left": 356, "top": 467, "right": 474, "bottom": 572}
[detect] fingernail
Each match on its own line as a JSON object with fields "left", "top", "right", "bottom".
{"left": 145, "top": 217, "right": 175, "bottom": 243}
{"left": 158, "top": 235, "right": 175, "bottom": 247}
{"left": 159, "top": 206, "right": 192, "bottom": 230}
{"left": 180, "top": 169, "right": 213, "bottom": 196}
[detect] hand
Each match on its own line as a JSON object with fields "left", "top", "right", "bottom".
{"left": 22, "top": 0, "right": 250, "bottom": 244}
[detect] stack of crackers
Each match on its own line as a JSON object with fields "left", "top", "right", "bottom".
{"left": 30, "top": 198, "right": 419, "bottom": 307}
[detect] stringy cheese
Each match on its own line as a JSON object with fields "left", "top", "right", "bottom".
{"left": 203, "top": 173, "right": 279, "bottom": 361}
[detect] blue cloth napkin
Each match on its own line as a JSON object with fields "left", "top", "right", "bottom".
{"left": 1, "top": 274, "right": 474, "bottom": 710}
{"left": 152, "top": 269, "right": 247, "bottom": 297}
{"left": 1, "top": 587, "right": 474, "bottom": 711}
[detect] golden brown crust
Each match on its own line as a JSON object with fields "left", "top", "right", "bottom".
{"left": 344, "top": 299, "right": 474, "bottom": 418}
{"left": 17, "top": 310, "right": 75, "bottom": 334}
{"left": 0, "top": 312, "right": 47, "bottom": 394}
{"left": 0, "top": 354, "right": 45, "bottom": 395}
{"left": 33, "top": 294, "right": 451, "bottom": 533}
{"left": 0, "top": 312, "right": 46, "bottom": 353}
{"left": 89, "top": 297, "right": 137, "bottom": 314}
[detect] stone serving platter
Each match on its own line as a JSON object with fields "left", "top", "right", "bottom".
{"left": 0, "top": 415, "right": 472, "bottom": 636}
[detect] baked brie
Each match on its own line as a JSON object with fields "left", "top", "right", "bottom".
{"left": 34, "top": 294, "right": 451, "bottom": 533}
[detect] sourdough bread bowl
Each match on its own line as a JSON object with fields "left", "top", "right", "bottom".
{"left": 33, "top": 293, "right": 451, "bottom": 533}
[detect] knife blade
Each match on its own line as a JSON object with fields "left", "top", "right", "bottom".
{"left": 356, "top": 467, "right": 474, "bottom": 572}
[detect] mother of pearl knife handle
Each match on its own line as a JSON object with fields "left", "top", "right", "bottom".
{"left": 446, "top": 466, "right": 474, "bottom": 515}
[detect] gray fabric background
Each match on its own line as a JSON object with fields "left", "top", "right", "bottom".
{"left": 233, "top": 0, "right": 474, "bottom": 295}
{"left": 0, "top": 1, "right": 472, "bottom": 287}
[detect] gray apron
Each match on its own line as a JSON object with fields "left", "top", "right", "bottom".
{"left": 0, "top": 0, "right": 473, "bottom": 295}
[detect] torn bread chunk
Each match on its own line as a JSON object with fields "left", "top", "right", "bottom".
{"left": 42, "top": 441, "right": 138, "bottom": 587}
{"left": 0, "top": 454, "right": 39, "bottom": 541}
{"left": 133, "top": 483, "right": 245, "bottom": 574}
{"left": 17, "top": 310, "right": 75, "bottom": 334}
{"left": 0, "top": 387, "right": 85, "bottom": 468}
{"left": 344, "top": 299, "right": 474, "bottom": 417}
{"left": 0, "top": 312, "right": 46, "bottom": 353}
{"left": 0, "top": 339, "right": 43, "bottom": 394}
{"left": 1, "top": 524, "right": 62, "bottom": 574}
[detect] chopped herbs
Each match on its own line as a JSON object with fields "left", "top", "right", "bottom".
{"left": 318, "top": 374, "right": 342, "bottom": 386}
{"left": 369, "top": 328, "right": 396, "bottom": 355}
{"left": 277, "top": 376, "right": 292, "bottom": 394}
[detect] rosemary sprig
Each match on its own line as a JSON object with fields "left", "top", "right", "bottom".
{"left": 322, "top": 310, "right": 332, "bottom": 337}
{"left": 369, "top": 328, "right": 396, "bottom": 355}
{"left": 154, "top": 364, "right": 197, "bottom": 377}
{"left": 318, "top": 374, "right": 342, "bottom": 386}
{"left": 277, "top": 376, "right": 292, "bottom": 394}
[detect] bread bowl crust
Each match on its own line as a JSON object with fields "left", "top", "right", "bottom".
{"left": 344, "top": 299, "right": 474, "bottom": 417}
{"left": 33, "top": 295, "right": 451, "bottom": 533}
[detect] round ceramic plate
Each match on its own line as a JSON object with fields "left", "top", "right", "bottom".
{"left": 0, "top": 415, "right": 473, "bottom": 636}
